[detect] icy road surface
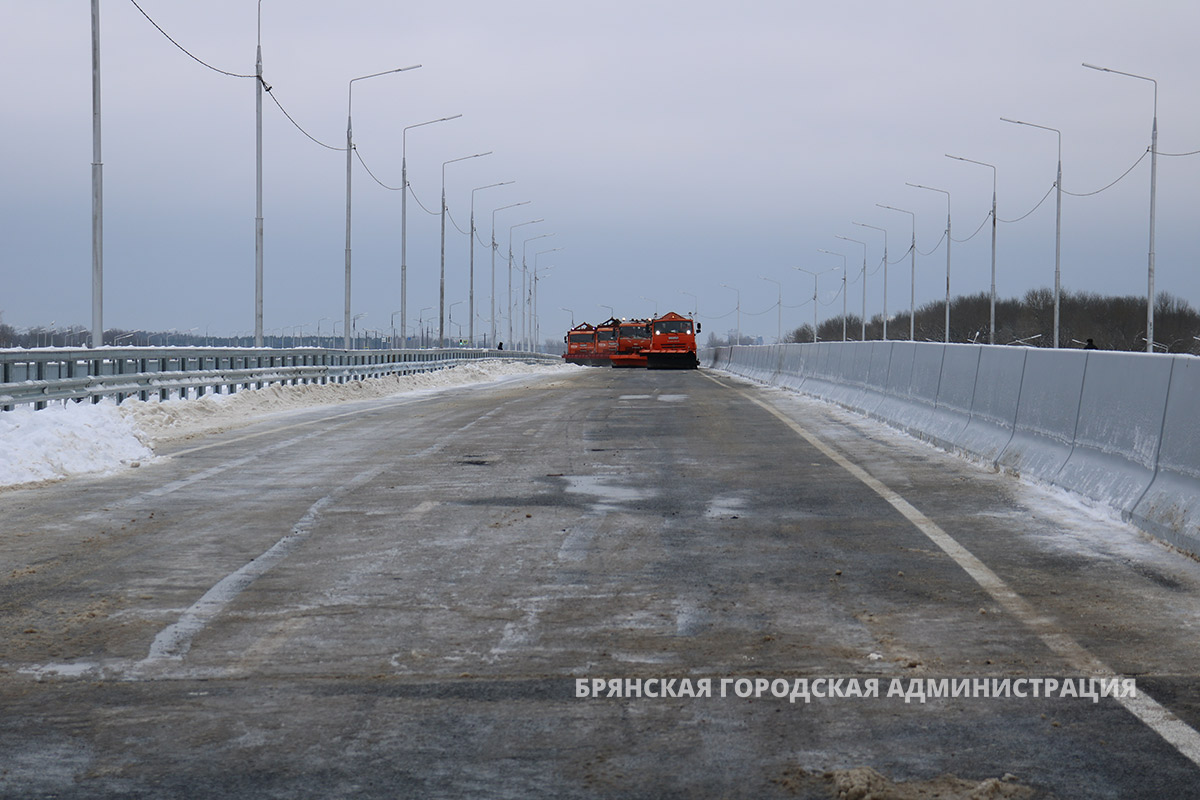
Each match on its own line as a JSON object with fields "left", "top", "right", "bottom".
{"left": 1, "top": 365, "right": 1199, "bottom": 798}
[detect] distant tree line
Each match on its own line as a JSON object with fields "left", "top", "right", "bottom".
{"left": 707, "top": 289, "right": 1199, "bottom": 354}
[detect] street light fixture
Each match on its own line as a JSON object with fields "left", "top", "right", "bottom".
{"left": 401, "top": 114, "right": 462, "bottom": 350}
{"left": 946, "top": 155, "right": 998, "bottom": 344}
{"left": 470, "top": 181, "right": 514, "bottom": 345}
{"left": 449, "top": 301, "right": 463, "bottom": 345}
{"left": 640, "top": 295, "right": 659, "bottom": 318}
{"left": 817, "top": 249, "right": 847, "bottom": 342}
{"left": 523, "top": 234, "right": 555, "bottom": 349}
{"left": 508, "top": 219, "right": 543, "bottom": 347}
{"left": 535, "top": 249, "right": 562, "bottom": 348}
{"left": 795, "top": 267, "right": 837, "bottom": 343}
{"left": 533, "top": 265, "right": 555, "bottom": 349}
{"left": 836, "top": 235, "right": 868, "bottom": 340}
{"left": 345, "top": 64, "right": 421, "bottom": 350}
{"left": 1084, "top": 63, "right": 1159, "bottom": 353}
{"left": 441, "top": 152, "right": 492, "bottom": 347}
{"left": 561, "top": 307, "right": 575, "bottom": 327}
{"left": 907, "top": 183, "right": 952, "bottom": 343}
{"left": 682, "top": 291, "right": 697, "bottom": 320}
{"left": 1001, "top": 116, "right": 1062, "bottom": 348}
{"left": 853, "top": 222, "right": 889, "bottom": 341}
{"left": 877, "top": 205, "right": 916, "bottom": 340}
{"left": 490, "top": 202, "right": 532, "bottom": 346}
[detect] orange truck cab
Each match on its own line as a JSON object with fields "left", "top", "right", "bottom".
{"left": 592, "top": 317, "right": 621, "bottom": 365}
{"left": 645, "top": 312, "right": 700, "bottom": 369}
{"left": 562, "top": 323, "right": 599, "bottom": 365}
{"left": 610, "top": 319, "right": 652, "bottom": 368}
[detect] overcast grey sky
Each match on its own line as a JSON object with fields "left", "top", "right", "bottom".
{"left": 3, "top": 0, "right": 1199, "bottom": 343}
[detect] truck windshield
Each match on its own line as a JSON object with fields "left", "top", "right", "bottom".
{"left": 620, "top": 325, "right": 650, "bottom": 339}
{"left": 596, "top": 329, "right": 616, "bottom": 341}
{"left": 568, "top": 333, "right": 593, "bottom": 343}
{"left": 654, "top": 321, "right": 692, "bottom": 335}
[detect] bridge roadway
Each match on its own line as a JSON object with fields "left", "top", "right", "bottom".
{"left": 2, "top": 366, "right": 1200, "bottom": 798}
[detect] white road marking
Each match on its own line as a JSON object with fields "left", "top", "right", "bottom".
{"left": 709, "top": 373, "right": 1200, "bottom": 770}
{"left": 138, "top": 463, "right": 387, "bottom": 668}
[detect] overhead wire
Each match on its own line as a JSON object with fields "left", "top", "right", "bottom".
{"left": 997, "top": 184, "right": 1054, "bottom": 224}
{"left": 128, "top": 0, "right": 255, "bottom": 79}
{"left": 950, "top": 210, "right": 993, "bottom": 243}
{"left": 916, "top": 230, "right": 947, "bottom": 257}
{"left": 1061, "top": 149, "right": 1149, "bottom": 197}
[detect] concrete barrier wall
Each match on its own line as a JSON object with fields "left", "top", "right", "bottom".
{"left": 1057, "top": 351, "right": 1173, "bottom": 513}
{"left": 996, "top": 349, "right": 1087, "bottom": 483}
{"left": 956, "top": 346, "right": 1025, "bottom": 461}
{"left": 1132, "top": 356, "right": 1200, "bottom": 550}
{"left": 713, "top": 341, "right": 1200, "bottom": 556}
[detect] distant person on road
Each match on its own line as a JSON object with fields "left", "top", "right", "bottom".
{"left": 497, "top": 341, "right": 503, "bottom": 350}
{"left": 1084, "top": 338, "right": 1098, "bottom": 350}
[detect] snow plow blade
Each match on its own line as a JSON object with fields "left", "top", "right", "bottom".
{"left": 645, "top": 351, "right": 699, "bottom": 370}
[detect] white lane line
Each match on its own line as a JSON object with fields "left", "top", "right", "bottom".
{"left": 138, "top": 463, "right": 387, "bottom": 668}
{"left": 709, "top": 374, "right": 1200, "bottom": 770}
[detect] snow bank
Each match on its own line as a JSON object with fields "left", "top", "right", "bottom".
{"left": 0, "top": 360, "right": 578, "bottom": 489}
{"left": 0, "top": 400, "right": 153, "bottom": 487}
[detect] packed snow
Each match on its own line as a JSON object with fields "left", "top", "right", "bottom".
{"left": 0, "top": 360, "right": 578, "bottom": 489}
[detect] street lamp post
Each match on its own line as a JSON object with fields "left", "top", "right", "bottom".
{"left": 561, "top": 307, "right": 575, "bottom": 327}
{"left": 91, "top": 0, "right": 103, "bottom": 349}
{"left": 1002, "top": 117, "right": 1062, "bottom": 348}
{"left": 417, "top": 307, "right": 432, "bottom": 348}
{"left": 470, "top": 181, "right": 513, "bottom": 346}
{"left": 533, "top": 265, "right": 554, "bottom": 350}
{"left": 795, "top": 267, "right": 837, "bottom": 343}
{"left": 907, "top": 183, "right": 952, "bottom": 343}
{"left": 817, "top": 249, "right": 848, "bottom": 341}
{"left": 720, "top": 284, "right": 741, "bottom": 345}
{"left": 836, "top": 235, "right": 867, "bottom": 340}
{"left": 758, "top": 277, "right": 781, "bottom": 343}
{"left": 345, "top": 64, "right": 421, "bottom": 350}
{"left": 854, "top": 222, "right": 889, "bottom": 341}
{"left": 535, "top": 249, "right": 562, "bottom": 348}
{"left": 878, "top": 205, "right": 916, "bottom": 340}
{"left": 402, "top": 114, "right": 461, "bottom": 351}
{"left": 522, "top": 234, "right": 555, "bottom": 349}
{"left": 946, "top": 155, "right": 998, "bottom": 344}
{"left": 440, "top": 152, "right": 492, "bottom": 347}
{"left": 491, "top": 202, "right": 531, "bottom": 346}
{"left": 449, "top": 301, "right": 463, "bottom": 345}
{"left": 682, "top": 291, "right": 697, "bottom": 320}
{"left": 254, "top": 0, "right": 264, "bottom": 347}
{"left": 1084, "top": 63, "right": 1158, "bottom": 353}
{"left": 508, "top": 220, "right": 543, "bottom": 347}
{"left": 639, "top": 295, "right": 659, "bottom": 318}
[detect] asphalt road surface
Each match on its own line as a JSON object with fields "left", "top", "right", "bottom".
{"left": 3, "top": 365, "right": 1200, "bottom": 798}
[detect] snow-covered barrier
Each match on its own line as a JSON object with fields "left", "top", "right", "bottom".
{"left": 710, "top": 341, "right": 1200, "bottom": 555}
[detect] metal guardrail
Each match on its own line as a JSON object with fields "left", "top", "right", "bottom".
{"left": 0, "top": 346, "right": 559, "bottom": 410}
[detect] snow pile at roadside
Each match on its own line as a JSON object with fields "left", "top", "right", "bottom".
{"left": 0, "top": 360, "right": 578, "bottom": 489}
{"left": 0, "top": 400, "right": 153, "bottom": 487}
{"left": 121, "top": 359, "right": 577, "bottom": 446}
